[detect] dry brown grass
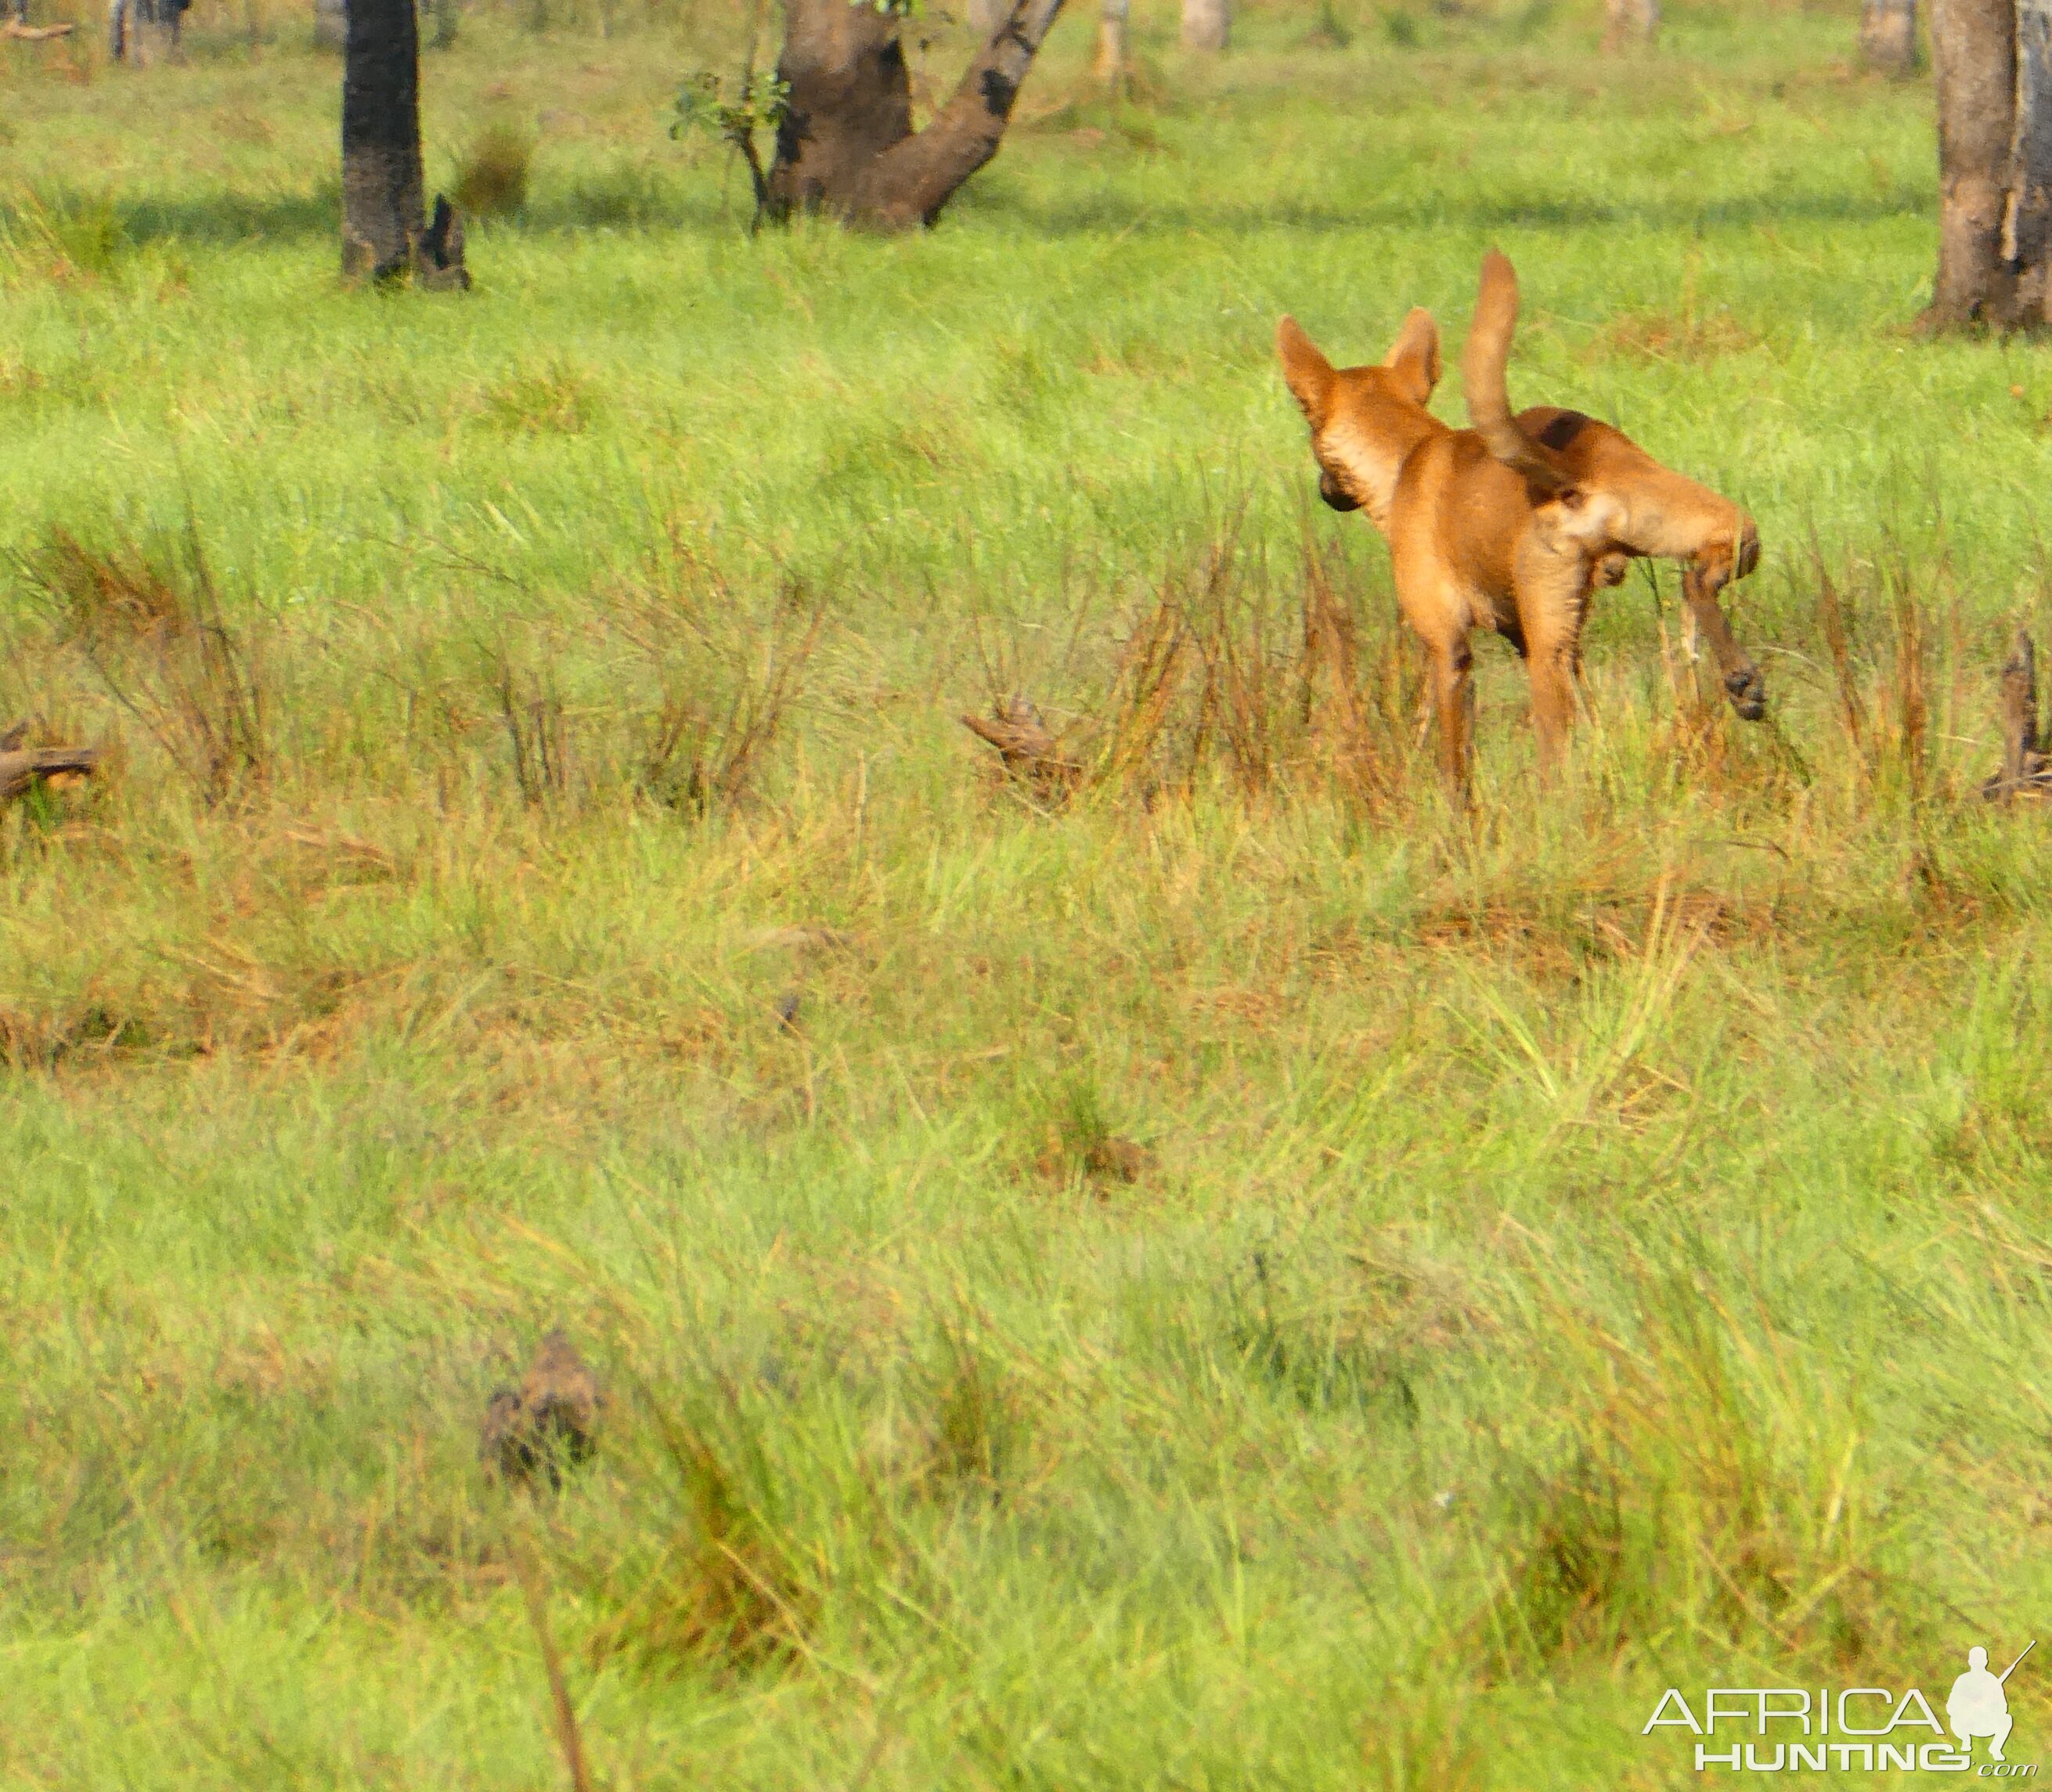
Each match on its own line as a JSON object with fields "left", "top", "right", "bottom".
{"left": 1586, "top": 308, "right": 1764, "bottom": 363}
{"left": 976, "top": 531, "right": 1423, "bottom": 811}
{"left": 24, "top": 527, "right": 266, "bottom": 806}
{"left": 637, "top": 590, "right": 824, "bottom": 818}
{"left": 1804, "top": 537, "right": 1941, "bottom": 802}
{"left": 1412, "top": 884, "right": 1783, "bottom": 984}
{"left": 1581, "top": 258, "right": 1765, "bottom": 365}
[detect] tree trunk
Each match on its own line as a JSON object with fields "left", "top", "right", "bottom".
{"left": 1095, "top": 0, "right": 1128, "bottom": 82}
{"left": 968, "top": 0, "right": 1007, "bottom": 36}
{"left": 1859, "top": 0, "right": 1918, "bottom": 72}
{"left": 766, "top": 0, "right": 1067, "bottom": 231}
{"left": 342, "top": 0, "right": 425, "bottom": 279}
{"left": 1930, "top": 0, "right": 2029, "bottom": 324}
{"left": 1602, "top": 0, "right": 1657, "bottom": 51}
{"left": 2011, "top": 0, "right": 2052, "bottom": 318}
{"left": 341, "top": 0, "right": 469, "bottom": 287}
{"left": 1181, "top": 0, "right": 1226, "bottom": 51}
{"left": 109, "top": 0, "right": 183, "bottom": 63}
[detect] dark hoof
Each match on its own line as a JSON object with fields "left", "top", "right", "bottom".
{"left": 1726, "top": 668, "right": 1766, "bottom": 722}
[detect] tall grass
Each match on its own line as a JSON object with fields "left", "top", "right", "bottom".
{"left": 4, "top": 5, "right": 2050, "bottom": 1788}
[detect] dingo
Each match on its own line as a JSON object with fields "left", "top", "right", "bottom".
{"left": 1277, "top": 250, "right": 1763, "bottom": 794}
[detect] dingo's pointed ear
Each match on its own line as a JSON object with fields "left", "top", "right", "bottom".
{"left": 1277, "top": 316, "right": 1336, "bottom": 425}
{"left": 1384, "top": 307, "right": 1441, "bottom": 406}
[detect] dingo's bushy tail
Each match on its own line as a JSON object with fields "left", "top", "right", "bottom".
{"left": 1463, "top": 249, "right": 1571, "bottom": 496}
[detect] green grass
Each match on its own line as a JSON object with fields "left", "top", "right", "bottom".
{"left": 5, "top": 0, "right": 2052, "bottom": 1786}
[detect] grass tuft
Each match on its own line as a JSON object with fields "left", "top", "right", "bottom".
{"left": 1, "top": 190, "right": 128, "bottom": 284}
{"left": 24, "top": 526, "right": 266, "bottom": 806}
{"left": 918, "top": 1314, "right": 1024, "bottom": 1499}
{"left": 1482, "top": 1268, "right": 1895, "bottom": 1677}
{"left": 480, "top": 358, "right": 602, "bottom": 434}
{"left": 590, "top": 1383, "right": 831, "bottom": 1680}
{"left": 453, "top": 121, "right": 535, "bottom": 218}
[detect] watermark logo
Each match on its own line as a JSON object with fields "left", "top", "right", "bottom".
{"left": 1642, "top": 1642, "right": 2037, "bottom": 1776}
{"left": 1950, "top": 1645, "right": 2032, "bottom": 1766}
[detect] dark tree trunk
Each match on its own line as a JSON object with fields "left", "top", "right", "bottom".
{"left": 342, "top": 0, "right": 425, "bottom": 279}
{"left": 341, "top": 0, "right": 469, "bottom": 287}
{"left": 109, "top": 0, "right": 185, "bottom": 64}
{"left": 765, "top": 0, "right": 1067, "bottom": 232}
{"left": 1930, "top": 0, "right": 2052, "bottom": 326}
{"left": 764, "top": 0, "right": 910, "bottom": 221}
{"left": 1860, "top": 0, "right": 1918, "bottom": 73}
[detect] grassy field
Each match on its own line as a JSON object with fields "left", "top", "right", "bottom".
{"left": 6, "top": 0, "right": 2052, "bottom": 1785}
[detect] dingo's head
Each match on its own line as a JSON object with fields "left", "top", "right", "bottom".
{"left": 1275, "top": 310, "right": 1440, "bottom": 522}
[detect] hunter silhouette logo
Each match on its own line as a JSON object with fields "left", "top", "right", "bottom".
{"left": 1950, "top": 1643, "right": 2034, "bottom": 1765}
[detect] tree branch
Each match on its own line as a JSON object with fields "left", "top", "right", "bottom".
{"left": 854, "top": 0, "right": 1068, "bottom": 229}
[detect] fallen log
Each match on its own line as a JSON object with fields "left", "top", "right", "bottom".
{"left": 2, "top": 18, "right": 78, "bottom": 37}
{"left": 0, "top": 723, "right": 100, "bottom": 804}
{"left": 961, "top": 697, "right": 1081, "bottom": 802}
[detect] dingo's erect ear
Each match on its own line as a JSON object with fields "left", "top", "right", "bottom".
{"left": 1383, "top": 307, "right": 1441, "bottom": 406}
{"left": 1276, "top": 316, "right": 1336, "bottom": 425}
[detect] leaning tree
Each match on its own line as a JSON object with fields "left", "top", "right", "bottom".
{"left": 1929, "top": 0, "right": 2052, "bottom": 326}
{"left": 341, "top": 0, "right": 468, "bottom": 286}
{"left": 759, "top": 0, "right": 1068, "bottom": 231}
